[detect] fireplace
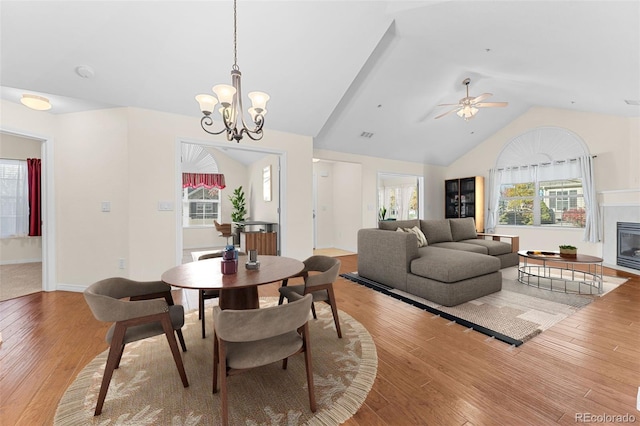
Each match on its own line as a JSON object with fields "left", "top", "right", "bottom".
{"left": 617, "top": 222, "right": 640, "bottom": 270}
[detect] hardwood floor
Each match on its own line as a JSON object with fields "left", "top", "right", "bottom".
{"left": 1, "top": 254, "right": 638, "bottom": 425}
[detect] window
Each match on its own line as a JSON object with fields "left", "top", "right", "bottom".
{"left": 183, "top": 186, "right": 220, "bottom": 227}
{"left": 378, "top": 184, "right": 418, "bottom": 220}
{"left": 498, "top": 179, "right": 584, "bottom": 227}
{"left": 0, "top": 159, "right": 29, "bottom": 238}
{"left": 488, "top": 127, "right": 596, "bottom": 234}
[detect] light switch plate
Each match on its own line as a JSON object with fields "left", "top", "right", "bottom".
{"left": 101, "top": 201, "right": 111, "bottom": 212}
{"left": 158, "top": 201, "right": 174, "bottom": 211}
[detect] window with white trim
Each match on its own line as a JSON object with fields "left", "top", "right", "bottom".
{"left": 489, "top": 127, "right": 591, "bottom": 230}
{"left": 183, "top": 186, "right": 220, "bottom": 226}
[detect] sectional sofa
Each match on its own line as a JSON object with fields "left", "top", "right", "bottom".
{"left": 357, "top": 218, "right": 519, "bottom": 306}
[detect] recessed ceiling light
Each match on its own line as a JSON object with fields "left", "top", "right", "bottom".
{"left": 624, "top": 99, "right": 640, "bottom": 106}
{"left": 20, "top": 94, "right": 51, "bottom": 111}
{"left": 312, "top": 158, "right": 320, "bottom": 163}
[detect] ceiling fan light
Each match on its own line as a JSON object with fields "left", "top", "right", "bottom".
{"left": 21, "top": 94, "right": 51, "bottom": 111}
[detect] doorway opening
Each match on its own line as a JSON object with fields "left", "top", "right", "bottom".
{"left": 0, "top": 129, "right": 56, "bottom": 298}
{"left": 175, "top": 139, "right": 285, "bottom": 265}
{"left": 377, "top": 172, "right": 424, "bottom": 221}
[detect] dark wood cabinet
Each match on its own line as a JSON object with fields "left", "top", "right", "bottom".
{"left": 445, "top": 176, "right": 484, "bottom": 232}
{"left": 240, "top": 231, "right": 278, "bottom": 256}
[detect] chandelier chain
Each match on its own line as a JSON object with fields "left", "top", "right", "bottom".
{"left": 233, "top": 0, "right": 238, "bottom": 68}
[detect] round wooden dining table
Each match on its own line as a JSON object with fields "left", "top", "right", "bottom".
{"left": 161, "top": 255, "right": 304, "bottom": 310}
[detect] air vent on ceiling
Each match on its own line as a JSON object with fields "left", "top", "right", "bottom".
{"left": 360, "top": 131, "right": 374, "bottom": 138}
{"left": 624, "top": 99, "right": 640, "bottom": 106}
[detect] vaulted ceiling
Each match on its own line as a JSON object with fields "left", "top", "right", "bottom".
{"left": 2, "top": 1, "right": 638, "bottom": 166}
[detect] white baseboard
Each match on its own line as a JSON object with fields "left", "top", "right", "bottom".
{"left": 56, "top": 283, "right": 88, "bottom": 293}
{"left": 0, "top": 258, "right": 42, "bottom": 266}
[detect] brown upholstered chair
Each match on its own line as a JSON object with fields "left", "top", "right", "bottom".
{"left": 214, "top": 220, "right": 234, "bottom": 245}
{"left": 212, "top": 293, "right": 315, "bottom": 426}
{"left": 83, "top": 278, "right": 189, "bottom": 416}
{"left": 197, "top": 251, "right": 223, "bottom": 338}
{"left": 278, "top": 255, "right": 342, "bottom": 338}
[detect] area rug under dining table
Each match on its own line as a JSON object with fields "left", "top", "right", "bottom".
{"left": 54, "top": 298, "right": 377, "bottom": 425}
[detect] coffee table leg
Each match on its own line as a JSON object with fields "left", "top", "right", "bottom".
{"left": 219, "top": 287, "right": 260, "bottom": 310}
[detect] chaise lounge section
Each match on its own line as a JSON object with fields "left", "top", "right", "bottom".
{"left": 357, "top": 218, "right": 519, "bottom": 306}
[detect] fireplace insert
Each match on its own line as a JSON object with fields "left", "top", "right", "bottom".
{"left": 617, "top": 222, "right": 640, "bottom": 270}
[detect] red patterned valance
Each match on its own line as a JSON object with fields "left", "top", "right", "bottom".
{"left": 182, "top": 173, "right": 226, "bottom": 189}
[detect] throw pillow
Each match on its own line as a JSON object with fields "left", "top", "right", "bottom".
{"left": 404, "top": 226, "right": 428, "bottom": 248}
{"left": 450, "top": 218, "right": 477, "bottom": 241}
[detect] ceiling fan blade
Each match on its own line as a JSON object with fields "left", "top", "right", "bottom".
{"left": 434, "top": 108, "right": 460, "bottom": 119}
{"left": 475, "top": 102, "right": 509, "bottom": 108}
{"left": 437, "top": 103, "right": 461, "bottom": 107}
{"left": 471, "top": 93, "right": 492, "bottom": 103}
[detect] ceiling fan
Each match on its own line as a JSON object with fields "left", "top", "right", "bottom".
{"left": 435, "top": 78, "right": 508, "bottom": 121}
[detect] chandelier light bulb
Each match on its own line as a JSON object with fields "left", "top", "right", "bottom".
{"left": 212, "top": 84, "right": 236, "bottom": 107}
{"left": 248, "top": 91, "right": 270, "bottom": 112}
{"left": 195, "top": 94, "right": 218, "bottom": 115}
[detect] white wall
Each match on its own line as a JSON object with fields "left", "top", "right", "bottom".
{"left": 0, "top": 133, "right": 43, "bottom": 263}
{"left": 247, "top": 154, "right": 279, "bottom": 224}
{"left": 313, "top": 161, "right": 334, "bottom": 249}
{"left": 1, "top": 99, "right": 313, "bottom": 289}
{"left": 446, "top": 107, "right": 640, "bottom": 258}
{"left": 332, "top": 161, "right": 362, "bottom": 252}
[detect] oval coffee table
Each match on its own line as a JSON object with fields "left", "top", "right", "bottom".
{"left": 517, "top": 250, "right": 603, "bottom": 294}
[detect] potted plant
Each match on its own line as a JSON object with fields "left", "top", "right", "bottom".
{"left": 229, "top": 186, "right": 247, "bottom": 244}
{"left": 559, "top": 244, "right": 577, "bottom": 257}
{"left": 378, "top": 206, "right": 387, "bottom": 221}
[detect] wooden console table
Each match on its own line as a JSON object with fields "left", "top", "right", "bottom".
{"left": 240, "top": 231, "right": 277, "bottom": 256}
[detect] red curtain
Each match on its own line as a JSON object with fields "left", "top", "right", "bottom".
{"left": 27, "top": 158, "right": 42, "bottom": 236}
{"left": 182, "top": 173, "right": 226, "bottom": 189}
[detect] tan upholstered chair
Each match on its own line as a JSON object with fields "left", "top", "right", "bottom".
{"left": 214, "top": 220, "right": 234, "bottom": 245}
{"left": 212, "top": 293, "right": 315, "bottom": 426}
{"left": 278, "top": 255, "right": 342, "bottom": 338}
{"left": 83, "top": 278, "right": 189, "bottom": 416}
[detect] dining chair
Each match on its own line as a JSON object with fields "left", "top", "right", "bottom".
{"left": 278, "top": 255, "right": 342, "bottom": 338}
{"left": 196, "top": 250, "right": 244, "bottom": 338}
{"left": 83, "top": 277, "right": 189, "bottom": 416}
{"left": 214, "top": 220, "right": 234, "bottom": 245}
{"left": 212, "top": 293, "right": 315, "bottom": 426}
{"left": 197, "top": 251, "right": 222, "bottom": 338}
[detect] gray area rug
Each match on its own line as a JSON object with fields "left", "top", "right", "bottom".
{"left": 342, "top": 267, "right": 627, "bottom": 345}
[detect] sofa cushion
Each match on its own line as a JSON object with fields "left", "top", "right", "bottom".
{"left": 420, "top": 219, "right": 453, "bottom": 244}
{"left": 379, "top": 219, "right": 419, "bottom": 231}
{"left": 429, "top": 241, "right": 487, "bottom": 254}
{"left": 410, "top": 247, "right": 500, "bottom": 283}
{"left": 397, "top": 226, "right": 427, "bottom": 247}
{"left": 459, "top": 239, "right": 512, "bottom": 256}
{"left": 450, "top": 218, "right": 477, "bottom": 241}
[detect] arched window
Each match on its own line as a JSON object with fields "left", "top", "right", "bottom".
{"left": 181, "top": 143, "right": 225, "bottom": 227}
{"left": 487, "top": 127, "right": 600, "bottom": 242}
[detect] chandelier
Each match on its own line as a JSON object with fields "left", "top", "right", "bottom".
{"left": 195, "top": 0, "right": 269, "bottom": 142}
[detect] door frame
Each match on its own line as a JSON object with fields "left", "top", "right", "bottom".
{"left": 1, "top": 127, "right": 56, "bottom": 292}
{"left": 174, "top": 137, "right": 287, "bottom": 265}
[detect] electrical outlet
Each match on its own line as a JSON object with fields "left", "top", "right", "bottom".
{"left": 118, "top": 258, "right": 125, "bottom": 269}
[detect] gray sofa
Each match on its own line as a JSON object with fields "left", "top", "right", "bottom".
{"left": 357, "top": 218, "right": 519, "bottom": 306}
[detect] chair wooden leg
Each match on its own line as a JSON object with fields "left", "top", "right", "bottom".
{"left": 176, "top": 329, "right": 187, "bottom": 352}
{"left": 161, "top": 315, "right": 189, "bottom": 388}
{"left": 218, "top": 340, "right": 229, "bottom": 426}
{"left": 310, "top": 302, "right": 317, "bottom": 319}
{"left": 95, "top": 324, "right": 127, "bottom": 416}
{"left": 278, "top": 279, "right": 288, "bottom": 305}
{"left": 212, "top": 333, "right": 219, "bottom": 394}
{"left": 327, "top": 286, "right": 342, "bottom": 338}
{"left": 302, "top": 323, "right": 316, "bottom": 412}
{"left": 200, "top": 291, "right": 206, "bottom": 338}
{"left": 115, "top": 344, "right": 125, "bottom": 369}
{"left": 282, "top": 357, "right": 288, "bottom": 370}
